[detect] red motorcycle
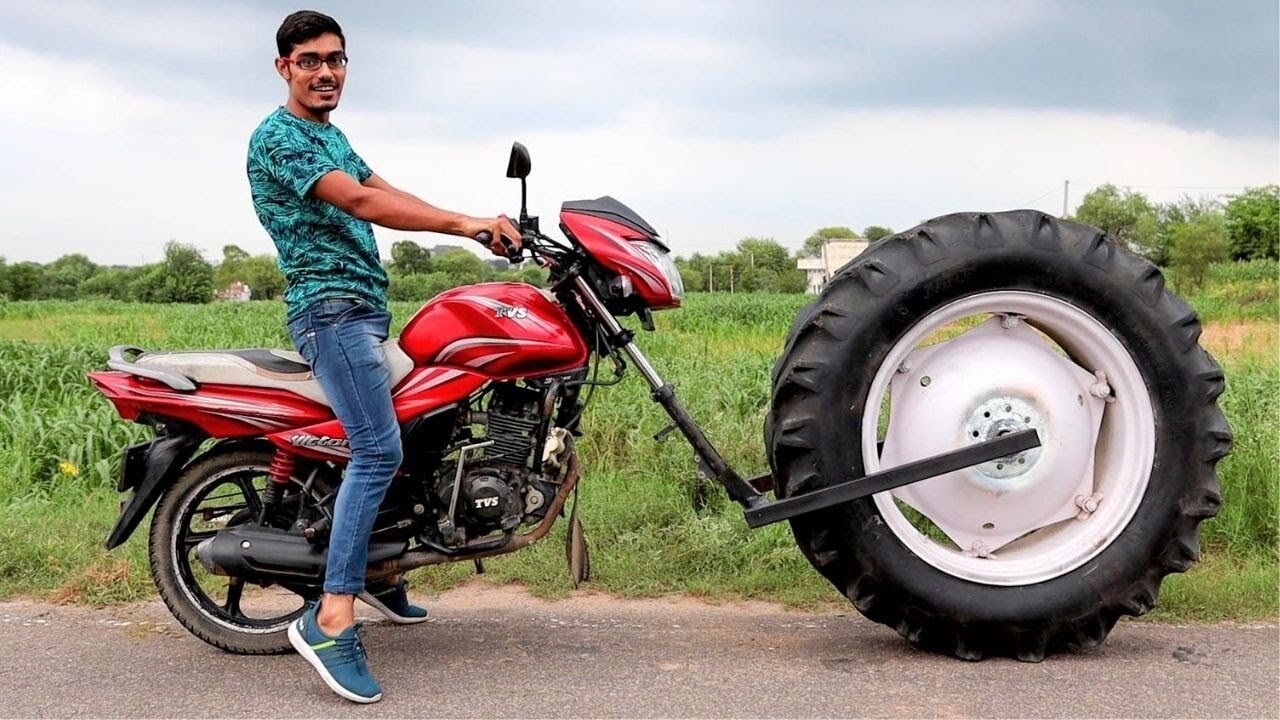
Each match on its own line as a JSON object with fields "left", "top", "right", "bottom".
{"left": 91, "top": 143, "right": 1228, "bottom": 661}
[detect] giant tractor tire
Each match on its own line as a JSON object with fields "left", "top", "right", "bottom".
{"left": 766, "top": 210, "right": 1229, "bottom": 661}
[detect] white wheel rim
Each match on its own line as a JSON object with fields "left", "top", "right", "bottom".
{"left": 864, "top": 291, "right": 1155, "bottom": 586}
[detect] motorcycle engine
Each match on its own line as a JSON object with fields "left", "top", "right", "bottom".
{"left": 432, "top": 382, "right": 561, "bottom": 544}
{"left": 435, "top": 465, "right": 522, "bottom": 537}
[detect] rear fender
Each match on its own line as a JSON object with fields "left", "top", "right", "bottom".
{"left": 105, "top": 430, "right": 205, "bottom": 550}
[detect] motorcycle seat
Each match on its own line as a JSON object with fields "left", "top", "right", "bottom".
{"left": 133, "top": 342, "right": 415, "bottom": 407}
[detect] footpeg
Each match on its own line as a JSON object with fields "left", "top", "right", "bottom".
{"left": 303, "top": 517, "right": 331, "bottom": 543}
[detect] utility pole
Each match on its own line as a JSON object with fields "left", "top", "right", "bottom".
{"left": 710, "top": 265, "right": 735, "bottom": 292}
{"left": 1063, "top": 180, "right": 1070, "bottom": 218}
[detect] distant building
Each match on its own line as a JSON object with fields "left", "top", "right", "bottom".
{"left": 430, "top": 244, "right": 465, "bottom": 257}
{"left": 797, "top": 239, "right": 868, "bottom": 294}
{"left": 216, "top": 281, "right": 252, "bottom": 302}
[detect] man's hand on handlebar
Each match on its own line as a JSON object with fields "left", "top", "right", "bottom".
{"left": 466, "top": 215, "right": 522, "bottom": 259}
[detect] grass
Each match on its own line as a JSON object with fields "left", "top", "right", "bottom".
{"left": 1174, "top": 259, "right": 1280, "bottom": 323}
{"left": 0, "top": 262, "right": 1275, "bottom": 623}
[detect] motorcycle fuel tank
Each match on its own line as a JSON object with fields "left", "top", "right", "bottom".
{"left": 399, "top": 282, "right": 589, "bottom": 379}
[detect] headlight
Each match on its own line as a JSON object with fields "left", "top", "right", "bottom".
{"left": 633, "top": 241, "right": 684, "bottom": 301}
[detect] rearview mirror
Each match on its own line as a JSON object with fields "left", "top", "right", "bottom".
{"left": 506, "top": 142, "right": 531, "bottom": 179}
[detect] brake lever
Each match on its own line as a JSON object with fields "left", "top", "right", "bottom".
{"left": 502, "top": 235, "right": 524, "bottom": 264}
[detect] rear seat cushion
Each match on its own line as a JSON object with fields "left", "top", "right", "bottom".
{"left": 135, "top": 341, "right": 415, "bottom": 408}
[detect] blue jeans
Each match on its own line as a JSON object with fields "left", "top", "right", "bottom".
{"left": 287, "top": 298, "right": 403, "bottom": 595}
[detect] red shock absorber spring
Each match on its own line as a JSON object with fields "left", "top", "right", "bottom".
{"left": 267, "top": 449, "right": 297, "bottom": 486}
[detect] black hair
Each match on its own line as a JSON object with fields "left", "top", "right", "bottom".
{"left": 276, "top": 10, "right": 345, "bottom": 57}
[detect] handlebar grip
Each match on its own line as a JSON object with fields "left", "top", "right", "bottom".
{"left": 474, "top": 230, "right": 524, "bottom": 264}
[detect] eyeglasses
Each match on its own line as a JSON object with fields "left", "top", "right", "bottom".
{"left": 282, "top": 52, "right": 348, "bottom": 71}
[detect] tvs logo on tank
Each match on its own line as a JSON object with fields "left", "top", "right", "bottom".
{"left": 494, "top": 306, "right": 528, "bottom": 319}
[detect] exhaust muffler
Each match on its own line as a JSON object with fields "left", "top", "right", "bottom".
{"left": 195, "top": 526, "right": 406, "bottom": 585}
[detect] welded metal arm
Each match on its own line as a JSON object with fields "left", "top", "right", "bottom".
{"left": 743, "top": 430, "right": 1041, "bottom": 528}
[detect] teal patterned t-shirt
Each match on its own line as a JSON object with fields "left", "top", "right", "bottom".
{"left": 247, "top": 107, "right": 388, "bottom": 319}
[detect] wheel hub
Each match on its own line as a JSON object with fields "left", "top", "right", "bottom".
{"left": 964, "top": 397, "right": 1044, "bottom": 490}
{"left": 881, "top": 317, "right": 1106, "bottom": 554}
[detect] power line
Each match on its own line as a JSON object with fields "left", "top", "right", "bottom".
{"left": 1016, "top": 186, "right": 1062, "bottom": 208}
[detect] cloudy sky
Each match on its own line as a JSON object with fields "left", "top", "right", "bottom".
{"left": 1, "top": 0, "right": 1276, "bottom": 266}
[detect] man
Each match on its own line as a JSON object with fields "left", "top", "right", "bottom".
{"left": 247, "top": 10, "right": 520, "bottom": 703}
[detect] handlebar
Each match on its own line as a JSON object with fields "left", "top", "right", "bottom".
{"left": 475, "top": 230, "right": 525, "bottom": 264}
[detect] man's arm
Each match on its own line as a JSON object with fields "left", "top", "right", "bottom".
{"left": 312, "top": 170, "right": 518, "bottom": 255}
{"left": 363, "top": 173, "right": 426, "bottom": 204}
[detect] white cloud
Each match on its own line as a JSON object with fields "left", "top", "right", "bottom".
{"left": 0, "top": 0, "right": 271, "bottom": 56}
{"left": 0, "top": 35, "right": 1275, "bottom": 268}
{"left": 344, "top": 104, "right": 1279, "bottom": 254}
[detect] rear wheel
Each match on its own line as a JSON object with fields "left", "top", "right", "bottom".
{"left": 149, "top": 446, "right": 321, "bottom": 655}
{"left": 767, "top": 210, "right": 1229, "bottom": 660}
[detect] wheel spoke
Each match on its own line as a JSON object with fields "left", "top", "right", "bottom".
{"left": 236, "top": 478, "right": 263, "bottom": 515}
{"left": 200, "top": 490, "right": 249, "bottom": 504}
{"left": 181, "top": 529, "right": 217, "bottom": 550}
{"left": 223, "top": 578, "right": 246, "bottom": 618}
{"left": 197, "top": 504, "right": 250, "bottom": 522}
{"left": 164, "top": 459, "right": 318, "bottom": 646}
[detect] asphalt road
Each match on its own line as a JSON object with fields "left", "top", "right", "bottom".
{"left": 1, "top": 585, "right": 1276, "bottom": 718}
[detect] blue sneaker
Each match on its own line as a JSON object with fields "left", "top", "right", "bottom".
{"left": 359, "top": 578, "right": 430, "bottom": 624}
{"left": 288, "top": 603, "right": 383, "bottom": 704}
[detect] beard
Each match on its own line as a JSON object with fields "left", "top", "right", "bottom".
{"left": 300, "top": 84, "right": 341, "bottom": 113}
{"left": 304, "top": 97, "right": 340, "bottom": 112}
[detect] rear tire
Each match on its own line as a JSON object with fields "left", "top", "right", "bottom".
{"left": 150, "top": 446, "right": 316, "bottom": 655}
{"left": 766, "top": 210, "right": 1229, "bottom": 661}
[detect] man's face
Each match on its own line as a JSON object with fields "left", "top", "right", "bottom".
{"left": 275, "top": 32, "right": 346, "bottom": 114}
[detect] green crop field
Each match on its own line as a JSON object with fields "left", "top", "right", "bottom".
{"left": 0, "top": 264, "right": 1276, "bottom": 621}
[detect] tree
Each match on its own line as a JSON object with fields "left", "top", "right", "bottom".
{"left": 388, "top": 273, "right": 434, "bottom": 302}
{"left": 133, "top": 242, "right": 214, "bottom": 303}
{"left": 513, "top": 264, "right": 547, "bottom": 288}
{"left": 1168, "top": 212, "right": 1230, "bottom": 292}
{"left": 42, "top": 253, "right": 99, "bottom": 300}
{"left": 1224, "top": 185, "right": 1279, "bottom": 261}
{"left": 222, "top": 245, "right": 250, "bottom": 263}
{"left": 389, "top": 271, "right": 466, "bottom": 302}
{"left": 1161, "top": 194, "right": 1221, "bottom": 228}
{"left": 6, "top": 262, "right": 43, "bottom": 300}
{"left": 215, "top": 244, "right": 252, "bottom": 290}
{"left": 80, "top": 267, "right": 144, "bottom": 300}
{"left": 800, "top": 226, "right": 859, "bottom": 258}
{"left": 214, "top": 245, "right": 284, "bottom": 300}
{"left": 1152, "top": 195, "right": 1224, "bottom": 268}
{"left": 674, "top": 243, "right": 806, "bottom": 294}
{"left": 390, "top": 240, "right": 433, "bottom": 275}
{"left": 737, "top": 267, "right": 778, "bottom": 292}
{"left": 1073, "top": 184, "right": 1162, "bottom": 262}
{"left": 0, "top": 257, "right": 8, "bottom": 299}
{"left": 862, "top": 226, "right": 894, "bottom": 242}
{"left": 773, "top": 267, "right": 808, "bottom": 294}
{"left": 735, "top": 237, "right": 792, "bottom": 275}
{"left": 734, "top": 237, "right": 807, "bottom": 292}
{"left": 239, "top": 255, "right": 286, "bottom": 300}
{"left": 677, "top": 263, "right": 706, "bottom": 292}
{"left": 433, "top": 250, "right": 489, "bottom": 286}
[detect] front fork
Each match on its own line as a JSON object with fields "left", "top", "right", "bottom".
{"left": 570, "top": 276, "right": 1040, "bottom": 528}
{"left": 571, "top": 278, "right": 764, "bottom": 508}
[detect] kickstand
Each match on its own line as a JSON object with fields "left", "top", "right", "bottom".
{"left": 565, "top": 482, "right": 590, "bottom": 587}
